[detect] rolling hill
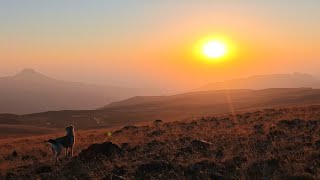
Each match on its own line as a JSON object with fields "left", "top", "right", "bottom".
{"left": 2, "top": 88, "right": 320, "bottom": 131}
{"left": 198, "top": 73, "right": 320, "bottom": 91}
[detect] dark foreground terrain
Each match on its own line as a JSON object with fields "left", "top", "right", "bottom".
{"left": 2, "top": 105, "right": 320, "bottom": 179}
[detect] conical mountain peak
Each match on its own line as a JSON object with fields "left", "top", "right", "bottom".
{"left": 13, "top": 68, "right": 52, "bottom": 81}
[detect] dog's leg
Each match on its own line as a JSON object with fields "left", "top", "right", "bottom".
{"left": 65, "top": 148, "right": 68, "bottom": 158}
{"left": 55, "top": 145, "right": 62, "bottom": 163}
{"left": 54, "top": 152, "right": 57, "bottom": 164}
{"left": 56, "top": 152, "right": 59, "bottom": 163}
{"left": 51, "top": 148, "right": 56, "bottom": 164}
{"left": 70, "top": 145, "right": 74, "bottom": 157}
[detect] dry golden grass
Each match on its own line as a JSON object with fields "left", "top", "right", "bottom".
{"left": 1, "top": 105, "right": 320, "bottom": 179}
{"left": 0, "top": 124, "right": 60, "bottom": 139}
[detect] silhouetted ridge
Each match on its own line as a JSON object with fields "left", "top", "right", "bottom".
{"left": 198, "top": 73, "right": 320, "bottom": 90}
{"left": 0, "top": 69, "right": 164, "bottom": 114}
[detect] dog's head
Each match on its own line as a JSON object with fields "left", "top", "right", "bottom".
{"left": 65, "top": 125, "right": 74, "bottom": 135}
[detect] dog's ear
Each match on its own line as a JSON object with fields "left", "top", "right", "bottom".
{"left": 65, "top": 125, "right": 74, "bottom": 132}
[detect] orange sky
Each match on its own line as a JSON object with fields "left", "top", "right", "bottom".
{"left": 1, "top": 1, "right": 320, "bottom": 90}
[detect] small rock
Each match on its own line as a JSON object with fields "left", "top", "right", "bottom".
{"left": 79, "top": 142, "right": 122, "bottom": 159}
{"left": 12, "top": 151, "right": 19, "bottom": 158}
{"left": 153, "top": 119, "right": 163, "bottom": 124}
{"left": 122, "top": 126, "right": 138, "bottom": 131}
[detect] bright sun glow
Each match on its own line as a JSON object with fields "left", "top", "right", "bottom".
{"left": 203, "top": 41, "right": 227, "bottom": 58}
{"left": 193, "top": 35, "right": 236, "bottom": 63}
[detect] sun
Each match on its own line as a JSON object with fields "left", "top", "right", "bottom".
{"left": 192, "top": 35, "right": 235, "bottom": 62}
{"left": 203, "top": 41, "right": 227, "bottom": 59}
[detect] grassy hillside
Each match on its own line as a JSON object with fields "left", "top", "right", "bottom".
{"left": 0, "top": 125, "right": 59, "bottom": 139}
{"left": 1, "top": 105, "right": 320, "bottom": 179}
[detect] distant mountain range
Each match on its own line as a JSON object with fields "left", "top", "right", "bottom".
{"left": 0, "top": 69, "right": 163, "bottom": 114}
{"left": 1, "top": 70, "right": 320, "bottom": 115}
{"left": 197, "top": 73, "right": 320, "bottom": 91}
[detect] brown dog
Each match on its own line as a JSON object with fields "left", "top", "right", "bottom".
{"left": 46, "top": 125, "right": 75, "bottom": 163}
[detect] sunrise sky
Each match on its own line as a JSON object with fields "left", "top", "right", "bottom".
{"left": 1, "top": 0, "right": 320, "bottom": 90}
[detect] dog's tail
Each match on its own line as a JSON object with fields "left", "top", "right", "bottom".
{"left": 44, "top": 139, "right": 55, "bottom": 144}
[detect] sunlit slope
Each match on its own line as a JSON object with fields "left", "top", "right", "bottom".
{"left": 2, "top": 88, "right": 320, "bottom": 131}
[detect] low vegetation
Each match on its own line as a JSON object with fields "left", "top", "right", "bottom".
{"left": 1, "top": 105, "right": 320, "bottom": 179}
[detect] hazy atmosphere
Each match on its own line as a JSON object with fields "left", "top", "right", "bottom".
{"left": 1, "top": 0, "right": 320, "bottom": 90}
{"left": 2, "top": 1, "right": 320, "bottom": 179}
